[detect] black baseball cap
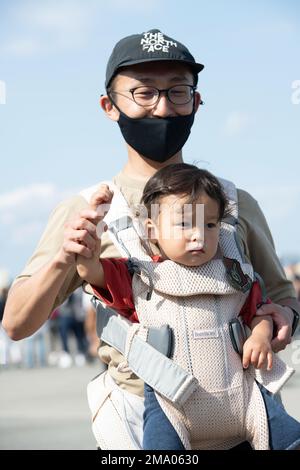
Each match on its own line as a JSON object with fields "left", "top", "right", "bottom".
{"left": 105, "top": 28, "right": 204, "bottom": 89}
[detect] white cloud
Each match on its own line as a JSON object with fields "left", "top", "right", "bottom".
{"left": 19, "top": 2, "right": 91, "bottom": 32}
{"left": 0, "top": 0, "right": 163, "bottom": 57}
{"left": 0, "top": 183, "right": 57, "bottom": 211}
{"left": 0, "top": 38, "right": 40, "bottom": 57}
{"left": 0, "top": 1, "right": 96, "bottom": 57}
{"left": 0, "top": 183, "right": 79, "bottom": 276}
{"left": 0, "top": 183, "right": 78, "bottom": 247}
{"left": 223, "top": 111, "right": 252, "bottom": 137}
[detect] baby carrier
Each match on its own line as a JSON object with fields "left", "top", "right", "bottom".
{"left": 81, "top": 179, "right": 294, "bottom": 450}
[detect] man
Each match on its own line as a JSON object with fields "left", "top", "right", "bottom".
{"left": 3, "top": 28, "right": 299, "bottom": 444}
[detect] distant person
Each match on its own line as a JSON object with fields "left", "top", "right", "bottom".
{"left": 0, "top": 275, "right": 23, "bottom": 366}
{"left": 82, "top": 292, "right": 99, "bottom": 361}
{"left": 293, "top": 275, "right": 300, "bottom": 303}
{"left": 24, "top": 323, "right": 49, "bottom": 368}
{"left": 57, "top": 288, "right": 88, "bottom": 367}
{"left": 0, "top": 287, "right": 8, "bottom": 323}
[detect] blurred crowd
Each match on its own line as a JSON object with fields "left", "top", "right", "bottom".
{"left": 284, "top": 262, "right": 300, "bottom": 302}
{"left": 0, "top": 269, "right": 99, "bottom": 369}
{"left": 1, "top": 261, "right": 300, "bottom": 369}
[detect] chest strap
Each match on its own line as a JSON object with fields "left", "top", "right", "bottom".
{"left": 92, "top": 297, "right": 198, "bottom": 405}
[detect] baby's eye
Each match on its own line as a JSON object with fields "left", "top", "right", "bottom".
{"left": 175, "top": 221, "right": 191, "bottom": 228}
{"left": 206, "top": 223, "right": 217, "bottom": 229}
{"left": 182, "top": 221, "right": 192, "bottom": 227}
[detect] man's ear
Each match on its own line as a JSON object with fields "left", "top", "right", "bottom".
{"left": 100, "top": 95, "right": 120, "bottom": 122}
{"left": 194, "top": 91, "right": 203, "bottom": 113}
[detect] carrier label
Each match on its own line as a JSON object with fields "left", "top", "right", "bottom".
{"left": 193, "top": 329, "right": 219, "bottom": 340}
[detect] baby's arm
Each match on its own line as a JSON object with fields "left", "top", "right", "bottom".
{"left": 242, "top": 314, "right": 273, "bottom": 370}
{"left": 76, "top": 184, "right": 113, "bottom": 288}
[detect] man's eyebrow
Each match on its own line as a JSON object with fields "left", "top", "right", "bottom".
{"left": 131, "top": 75, "right": 192, "bottom": 84}
{"left": 170, "top": 75, "right": 192, "bottom": 83}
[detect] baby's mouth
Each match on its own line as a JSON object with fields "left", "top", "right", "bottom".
{"left": 187, "top": 244, "right": 205, "bottom": 253}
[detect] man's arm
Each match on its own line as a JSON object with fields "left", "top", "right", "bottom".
{"left": 275, "top": 297, "right": 300, "bottom": 337}
{"left": 2, "top": 196, "right": 100, "bottom": 340}
{"left": 256, "top": 302, "right": 298, "bottom": 352}
{"left": 237, "top": 189, "right": 300, "bottom": 351}
{"left": 3, "top": 257, "right": 74, "bottom": 340}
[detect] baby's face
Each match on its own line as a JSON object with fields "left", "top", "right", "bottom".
{"left": 148, "top": 192, "right": 221, "bottom": 267}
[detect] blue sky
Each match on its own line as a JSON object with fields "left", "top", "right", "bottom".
{"left": 0, "top": 0, "right": 300, "bottom": 280}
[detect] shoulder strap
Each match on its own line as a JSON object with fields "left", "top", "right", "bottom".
{"left": 79, "top": 180, "right": 151, "bottom": 260}
{"left": 217, "top": 178, "right": 249, "bottom": 263}
{"left": 217, "top": 177, "right": 238, "bottom": 225}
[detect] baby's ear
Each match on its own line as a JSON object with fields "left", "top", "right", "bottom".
{"left": 144, "top": 218, "right": 158, "bottom": 243}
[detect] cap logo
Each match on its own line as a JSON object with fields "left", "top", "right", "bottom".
{"left": 140, "top": 32, "right": 177, "bottom": 53}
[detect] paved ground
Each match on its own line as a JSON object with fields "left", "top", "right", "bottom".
{"left": 0, "top": 363, "right": 100, "bottom": 450}
{"left": 278, "top": 336, "right": 300, "bottom": 420}
{"left": 0, "top": 335, "right": 299, "bottom": 450}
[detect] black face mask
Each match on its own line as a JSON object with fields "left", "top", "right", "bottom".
{"left": 117, "top": 110, "right": 195, "bottom": 163}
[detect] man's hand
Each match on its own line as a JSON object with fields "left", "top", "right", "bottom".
{"left": 255, "top": 303, "right": 293, "bottom": 352}
{"left": 54, "top": 208, "right": 101, "bottom": 267}
{"left": 55, "top": 184, "right": 113, "bottom": 269}
{"left": 76, "top": 185, "right": 113, "bottom": 286}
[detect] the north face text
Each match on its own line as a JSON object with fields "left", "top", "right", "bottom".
{"left": 141, "top": 32, "right": 177, "bottom": 53}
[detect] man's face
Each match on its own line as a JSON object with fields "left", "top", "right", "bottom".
{"left": 108, "top": 61, "right": 200, "bottom": 119}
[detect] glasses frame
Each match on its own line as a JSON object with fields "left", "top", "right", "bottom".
{"left": 110, "top": 84, "right": 197, "bottom": 107}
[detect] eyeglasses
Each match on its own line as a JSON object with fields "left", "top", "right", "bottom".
{"left": 110, "top": 84, "right": 197, "bottom": 107}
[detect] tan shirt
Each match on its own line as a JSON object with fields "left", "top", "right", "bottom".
{"left": 15, "top": 171, "right": 298, "bottom": 396}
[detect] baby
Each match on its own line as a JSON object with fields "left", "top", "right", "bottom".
{"left": 77, "top": 163, "right": 300, "bottom": 450}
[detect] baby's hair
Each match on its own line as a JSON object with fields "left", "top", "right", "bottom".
{"left": 141, "top": 163, "right": 231, "bottom": 221}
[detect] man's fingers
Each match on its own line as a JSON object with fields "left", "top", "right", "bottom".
{"left": 277, "top": 324, "right": 290, "bottom": 342}
{"left": 271, "top": 325, "right": 291, "bottom": 352}
{"left": 78, "top": 209, "right": 101, "bottom": 222}
{"left": 96, "top": 221, "right": 107, "bottom": 238}
{"left": 256, "top": 303, "right": 293, "bottom": 353}
{"left": 255, "top": 304, "right": 275, "bottom": 316}
{"left": 67, "top": 229, "right": 96, "bottom": 251}
{"left": 271, "top": 337, "right": 284, "bottom": 353}
{"left": 63, "top": 241, "right": 93, "bottom": 258}
{"left": 71, "top": 218, "right": 98, "bottom": 237}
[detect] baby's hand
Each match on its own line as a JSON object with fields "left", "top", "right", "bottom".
{"left": 242, "top": 333, "right": 273, "bottom": 371}
{"left": 90, "top": 184, "right": 114, "bottom": 218}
